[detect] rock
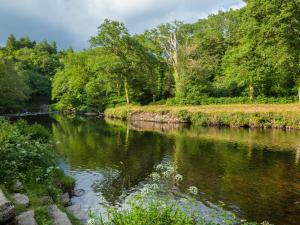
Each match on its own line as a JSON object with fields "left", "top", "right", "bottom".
{"left": 0, "top": 189, "right": 16, "bottom": 224}
{"left": 13, "top": 180, "right": 23, "bottom": 192}
{"left": 67, "top": 204, "right": 89, "bottom": 224}
{"left": 74, "top": 189, "right": 85, "bottom": 197}
{"left": 12, "top": 193, "right": 30, "bottom": 207}
{"left": 48, "top": 205, "right": 72, "bottom": 225}
{"left": 61, "top": 193, "right": 71, "bottom": 207}
{"left": 16, "top": 210, "right": 38, "bottom": 225}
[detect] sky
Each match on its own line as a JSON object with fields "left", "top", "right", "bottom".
{"left": 0, "top": 0, "right": 245, "bottom": 50}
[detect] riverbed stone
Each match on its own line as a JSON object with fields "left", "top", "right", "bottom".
{"left": 61, "top": 193, "right": 71, "bottom": 207}
{"left": 48, "top": 204, "right": 72, "bottom": 225}
{"left": 0, "top": 189, "right": 16, "bottom": 224}
{"left": 16, "top": 210, "right": 38, "bottom": 225}
{"left": 12, "top": 193, "right": 30, "bottom": 207}
{"left": 67, "top": 204, "right": 89, "bottom": 224}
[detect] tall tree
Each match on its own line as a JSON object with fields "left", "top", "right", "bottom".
{"left": 222, "top": 0, "right": 300, "bottom": 100}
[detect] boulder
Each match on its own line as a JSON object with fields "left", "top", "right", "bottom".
{"left": 60, "top": 193, "right": 71, "bottom": 207}
{"left": 0, "top": 189, "right": 16, "bottom": 224}
{"left": 67, "top": 204, "right": 89, "bottom": 224}
{"left": 48, "top": 205, "right": 72, "bottom": 225}
{"left": 16, "top": 210, "right": 38, "bottom": 225}
{"left": 12, "top": 193, "right": 30, "bottom": 208}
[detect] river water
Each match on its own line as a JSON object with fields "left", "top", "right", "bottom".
{"left": 24, "top": 114, "right": 300, "bottom": 225}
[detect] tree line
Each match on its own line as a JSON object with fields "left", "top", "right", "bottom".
{"left": 0, "top": 34, "right": 61, "bottom": 111}
{"left": 1, "top": 0, "right": 300, "bottom": 112}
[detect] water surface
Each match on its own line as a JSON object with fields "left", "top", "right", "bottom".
{"left": 28, "top": 115, "right": 300, "bottom": 224}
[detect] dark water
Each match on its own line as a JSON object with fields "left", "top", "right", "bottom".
{"left": 24, "top": 115, "right": 300, "bottom": 225}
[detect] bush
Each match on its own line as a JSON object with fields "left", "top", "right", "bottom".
{"left": 0, "top": 119, "right": 54, "bottom": 186}
{"left": 166, "top": 96, "right": 298, "bottom": 106}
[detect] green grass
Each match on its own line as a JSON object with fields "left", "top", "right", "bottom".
{"left": 105, "top": 103, "right": 300, "bottom": 129}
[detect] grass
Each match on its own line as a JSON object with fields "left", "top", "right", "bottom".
{"left": 105, "top": 103, "right": 300, "bottom": 129}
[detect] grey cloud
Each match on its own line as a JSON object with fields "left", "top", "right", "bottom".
{"left": 0, "top": 0, "right": 244, "bottom": 50}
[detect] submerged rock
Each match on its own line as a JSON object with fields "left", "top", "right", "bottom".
{"left": 48, "top": 205, "right": 72, "bottom": 225}
{"left": 0, "top": 189, "right": 16, "bottom": 224}
{"left": 74, "top": 189, "right": 85, "bottom": 197}
{"left": 12, "top": 193, "right": 30, "bottom": 208}
{"left": 16, "top": 210, "right": 38, "bottom": 225}
{"left": 67, "top": 204, "right": 89, "bottom": 224}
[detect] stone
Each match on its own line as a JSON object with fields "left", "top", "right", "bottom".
{"left": 61, "top": 193, "right": 71, "bottom": 207}
{"left": 12, "top": 193, "right": 30, "bottom": 208}
{"left": 12, "top": 180, "right": 23, "bottom": 192}
{"left": 48, "top": 205, "right": 72, "bottom": 225}
{"left": 0, "top": 189, "right": 16, "bottom": 224}
{"left": 16, "top": 210, "right": 38, "bottom": 225}
{"left": 74, "top": 189, "right": 85, "bottom": 197}
{"left": 67, "top": 204, "right": 89, "bottom": 224}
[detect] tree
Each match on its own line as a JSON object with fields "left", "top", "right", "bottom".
{"left": 222, "top": 0, "right": 300, "bottom": 100}
{"left": 0, "top": 53, "right": 29, "bottom": 110}
{"left": 90, "top": 19, "right": 159, "bottom": 104}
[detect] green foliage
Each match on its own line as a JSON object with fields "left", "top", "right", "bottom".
{"left": 0, "top": 119, "right": 54, "bottom": 186}
{"left": 0, "top": 34, "right": 62, "bottom": 112}
{"left": 51, "top": 1, "right": 300, "bottom": 111}
{"left": 0, "top": 53, "right": 29, "bottom": 110}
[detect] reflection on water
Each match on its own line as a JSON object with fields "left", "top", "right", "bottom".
{"left": 50, "top": 115, "right": 300, "bottom": 225}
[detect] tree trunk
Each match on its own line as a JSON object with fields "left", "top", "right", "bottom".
{"left": 124, "top": 78, "right": 130, "bottom": 104}
{"left": 298, "top": 87, "right": 300, "bottom": 102}
{"left": 249, "top": 85, "right": 255, "bottom": 102}
{"left": 173, "top": 67, "right": 181, "bottom": 98}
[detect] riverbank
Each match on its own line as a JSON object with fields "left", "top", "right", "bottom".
{"left": 0, "top": 119, "right": 81, "bottom": 225}
{"left": 105, "top": 104, "right": 300, "bottom": 129}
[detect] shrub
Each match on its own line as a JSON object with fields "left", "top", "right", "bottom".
{"left": 0, "top": 119, "right": 55, "bottom": 186}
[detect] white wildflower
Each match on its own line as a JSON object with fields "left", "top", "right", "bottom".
{"left": 87, "top": 218, "right": 96, "bottom": 225}
{"left": 188, "top": 186, "right": 198, "bottom": 195}
{"left": 156, "top": 164, "right": 164, "bottom": 170}
{"left": 175, "top": 174, "right": 183, "bottom": 182}
{"left": 150, "top": 172, "right": 160, "bottom": 182}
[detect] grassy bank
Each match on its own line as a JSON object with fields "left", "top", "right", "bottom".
{"left": 0, "top": 119, "right": 79, "bottom": 225}
{"left": 105, "top": 104, "right": 300, "bottom": 129}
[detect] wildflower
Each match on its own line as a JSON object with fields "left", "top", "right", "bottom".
{"left": 162, "top": 171, "right": 172, "bottom": 178}
{"left": 141, "top": 187, "right": 150, "bottom": 196}
{"left": 175, "top": 174, "right": 183, "bottom": 182}
{"left": 156, "top": 164, "right": 164, "bottom": 170}
{"left": 87, "top": 218, "right": 96, "bottom": 225}
{"left": 188, "top": 186, "right": 198, "bottom": 195}
{"left": 150, "top": 172, "right": 160, "bottom": 182}
{"left": 261, "top": 221, "right": 271, "bottom": 225}
{"left": 151, "top": 184, "right": 159, "bottom": 191}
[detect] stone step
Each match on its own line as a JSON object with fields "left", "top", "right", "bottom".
{"left": 16, "top": 210, "right": 38, "bottom": 225}
{"left": 48, "top": 205, "right": 72, "bottom": 225}
{"left": 0, "top": 189, "right": 16, "bottom": 224}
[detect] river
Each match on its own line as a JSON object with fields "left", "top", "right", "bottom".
{"left": 22, "top": 114, "right": 300, "bottom": 225}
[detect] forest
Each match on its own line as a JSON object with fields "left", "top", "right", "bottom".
{"left": 1, "top": 0, "right": 300, "bottom": 113}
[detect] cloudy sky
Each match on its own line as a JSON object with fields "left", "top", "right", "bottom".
{"left": 0, "top": 0, "right": 245, "bottom": 50}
